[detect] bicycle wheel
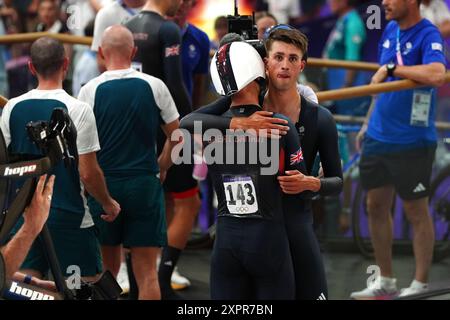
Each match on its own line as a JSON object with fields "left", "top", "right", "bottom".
{"left": 429, "top": 165, "right": 450, "bottom": 262}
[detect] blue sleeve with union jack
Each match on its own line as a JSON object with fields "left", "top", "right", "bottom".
{"left": 274, "top": 113, "right": 307, "bottom": 175}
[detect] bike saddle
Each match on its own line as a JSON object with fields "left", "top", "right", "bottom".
{"left": 0, "top": 108, "right": 77, "bottom": 245}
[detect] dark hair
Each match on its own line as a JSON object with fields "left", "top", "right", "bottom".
{"left": 30, "top": 37, "right": 65, "bottom": 78}
{"left": 214, "top": 16, "right": 228, "bottom": 30}
{"left": 265, "top": 28, "right": 308, "bottom": 60}
{"left": 219, "top": 33, "right": 244, "bottom": 47}
{"left": 417, "top": 0, "right": 422, "bottom": 6}
{"left": 255, "top": 11, "right": 278, "bottom": 24}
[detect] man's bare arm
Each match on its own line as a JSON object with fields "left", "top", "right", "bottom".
{"left": 1, "top": 175, "right": 54, "bottom": 279}
{"left": 394, "top": 62, "right": 446, "bottom": 87}
{"left": 78, "top": 153, "right": 120, "bottom": 222}
{"left": 158, "top": 120, "right": 181, "bottom": 178}
{"left": 372, "top": 62, "right": 446, "bottom": 87}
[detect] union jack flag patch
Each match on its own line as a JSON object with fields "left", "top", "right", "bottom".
{"left": 165, "top": 45, "right": 180, "bottom": 57}
{"left": 290, "top": 148, "right": 304, "bottom": 165}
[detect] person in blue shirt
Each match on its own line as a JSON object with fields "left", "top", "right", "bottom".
{"left": 351, "top": 0, "right": 446, "bottom": 299}
{"left": 170, "top": 0, "right": 209, "bottom": 109}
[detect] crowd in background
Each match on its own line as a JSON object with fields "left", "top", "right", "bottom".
{"left": 1, "top": 1, "right": 450, "bottom": 199}
{"left": 1, "top": 0, "right": 450, "bottom": 300}
{"left": 0, "top": 1, "right": 449, "bottom": 98}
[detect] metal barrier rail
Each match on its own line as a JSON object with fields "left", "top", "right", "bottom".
{"left": 1, "top": 32, "right": 450, "bottom": 129}
{"left": 307, "top": 57, "right": 379, "bottom": 72}
{"left": 334, "top": 115, "right": 450, "bottom": 130}
{"left": 317, "top": 72, "right": 450, "bottom": 102}
{"left": 0, "top": 32, "right": 91, "bottom": 46}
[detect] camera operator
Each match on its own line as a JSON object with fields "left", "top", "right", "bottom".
{"left": 1, "top": 175, "right": 55, "bottom": 290}
{"left": 0, "top": 37, "right": 120, "bottom": 283}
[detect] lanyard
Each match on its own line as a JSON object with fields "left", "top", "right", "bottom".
{"left": 396, "top": 27, "right": 404, "bottom": 66}
{"left": 118, "top": 0, "right": 136, "bottom": 16}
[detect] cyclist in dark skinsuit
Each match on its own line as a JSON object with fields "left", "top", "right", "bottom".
{"left": 125, "top": 0, "right": 201, "bottom": 299}
{"left": 183, "top": 95, "right": 342, "bottom": 193}
{"left": 194, "top": 41, "right": 306, "bottom": 299}
{"left": 125, "top": 2, "right": 190, "bottom": 116}
{"left": 181, "top": 29, "right": 343, "bottom": 300}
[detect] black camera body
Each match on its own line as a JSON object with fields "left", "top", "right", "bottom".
{"left": 74, "top": 271, "right": 122, "bottom": 300}
{"left": 226, "top": 0, "right": 266, "bottom": 58}
{"left": 0, "top": 108, "right": 78, "bottom": 244}
{"left": 26, "top": 108, "right": 78, "bottom": 169}
{"left": 227, "top": 13, "right": 256, "bottom": 41}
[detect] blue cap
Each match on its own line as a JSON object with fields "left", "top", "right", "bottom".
{"left": 263, "top": 24, "right": 295, "bottom": 41}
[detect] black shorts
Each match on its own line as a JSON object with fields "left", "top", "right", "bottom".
{"left": 359, "top": 145, "right": 436, "bottom": 200}
{"left": 157, "top": 128, "right": 198, "bottom": 199}
{"left": 163, "top": 162, "right": 199, "bottom": 199}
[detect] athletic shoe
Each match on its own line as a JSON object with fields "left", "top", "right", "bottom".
{"left": 116, "top": 262, "right": 130, "bottom": 294}
{"left": 350, "top": 276, "right": 398, "bottom": 300}
{"left": 398, "top": 280, "right": 428, "bottom": 297}
{"left": 171, "top": 267, "right": 191, "bottom": 291}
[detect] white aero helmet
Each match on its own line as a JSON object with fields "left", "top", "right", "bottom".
{"left": 210, "top": 41, "right": 265, "bottom": 96}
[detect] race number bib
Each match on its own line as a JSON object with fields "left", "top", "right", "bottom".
{"left": 131, "top": 62, "right": 143, "bottom": 72}
{"left": 222, "top": 175, "right": 258, "bottom": 215}
{"left": 410, "top": 91, "right": 431, "bottom": 127}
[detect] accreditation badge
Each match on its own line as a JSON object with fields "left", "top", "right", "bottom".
{"left": 410, "top": 90, "right": 432, "bottom": 127}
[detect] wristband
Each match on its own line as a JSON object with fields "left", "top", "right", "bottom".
{"left": 24, "top": 274, "right": 33, "bottom": 284}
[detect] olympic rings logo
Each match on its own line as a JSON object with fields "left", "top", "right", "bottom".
{"left": 235, "top": 206, "right": 249, "bottom": 213}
